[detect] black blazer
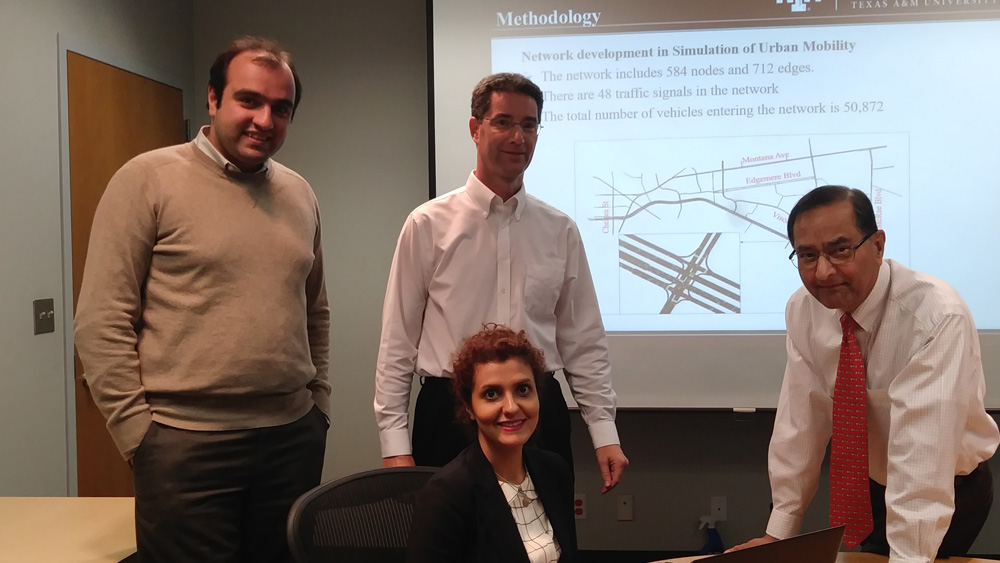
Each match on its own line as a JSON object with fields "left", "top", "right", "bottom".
{"left": 405, "top": 443, "right": 579, "bottom": 563}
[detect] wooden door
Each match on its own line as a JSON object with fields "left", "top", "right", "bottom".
{"left": 68, "top": 51, "right": 186, "bottom": 497}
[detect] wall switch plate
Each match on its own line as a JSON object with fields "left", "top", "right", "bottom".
{"left": 617, "top": 494, "right": 634, "bottom": 521}
{"left": 574, "top": 493, "right": 586, "bottom": 520}
{"left": 711, "top": 495, "right": 728, "bottom": 522}
{"left": 33, "top": 298, "right": 55, "bottom": 335}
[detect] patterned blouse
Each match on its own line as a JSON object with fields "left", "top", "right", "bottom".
{"left": 497, "top": 469, "right": 561, "bottom": 563}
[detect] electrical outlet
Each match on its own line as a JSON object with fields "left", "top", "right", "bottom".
{"left": 711, "top": 496, "right": 727, "bottom": 521}
{"left": 617, "top": 494, "right": 633, "bottom": 521}
{"left": 574, "top": 493, "right": 586, "bottom": 520}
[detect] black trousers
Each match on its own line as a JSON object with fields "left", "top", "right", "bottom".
{"left": 411, "top": 373, "right": 574, "bottom": 476}
{"left": 861, "top": 460, "right": 993, "bottom": 557}
{"left": 132, "top": 406, "right": 328, "bottom": 563}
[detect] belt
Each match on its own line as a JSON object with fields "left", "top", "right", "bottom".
{"left": 420, "top": 376, "right": 451, "bottom": 386}
{"left": 955, "top": 460, "right": 988, "bottom": 487}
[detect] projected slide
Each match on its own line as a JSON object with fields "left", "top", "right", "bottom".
{"left": 487, "top": 19, "right": 999, "bottom": 330}
{"left": 433, "top": 2, "right": 1000, "bottom": 407}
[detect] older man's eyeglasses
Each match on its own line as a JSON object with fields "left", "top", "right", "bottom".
{"left": 482, "top": 115, "right": 542, "bottom": 135}
{"left": 788, "top": 231, "right": 876, "bottom": 270}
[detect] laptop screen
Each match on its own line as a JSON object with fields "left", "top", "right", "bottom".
{"left": 674, "top": 527, "right": 845, "bottom": 563}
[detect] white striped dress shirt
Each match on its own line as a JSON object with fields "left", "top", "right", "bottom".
{"left": 374, "top": 172, "right": 619, "bottom": 458}
{"left": 767, "top": 259, "right": 999, "bottom": 563}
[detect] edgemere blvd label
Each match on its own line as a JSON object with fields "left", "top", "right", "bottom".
{"left": 497, "top": 10, "right": 602, "bottom": 28}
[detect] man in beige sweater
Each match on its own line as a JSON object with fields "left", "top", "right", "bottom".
{"left": 74, "top": 37, "right": 330, "bottom": 562}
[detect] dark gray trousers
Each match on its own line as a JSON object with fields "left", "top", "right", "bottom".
{"left": 132, "top": 406, "right": 328, "bottom": 563}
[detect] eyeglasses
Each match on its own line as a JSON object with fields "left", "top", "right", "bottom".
{"left": 788, "top": 231, "right": 876, "bottom": 270}
{"left": 482, "top": 115, "right": 542, "bottom": 135}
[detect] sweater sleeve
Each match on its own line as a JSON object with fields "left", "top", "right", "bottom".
{"left": 73, "top": 160, "right": 157, "bottom": 459}
{"left": 305, "top": 198, "right": 331, "bottom": 418}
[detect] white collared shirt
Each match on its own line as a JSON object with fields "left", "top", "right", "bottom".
{"left": 374, "top": 172, "right": 619, "bottom": 457}
{"left": 767, "top": 259, "right": 999, "bottom": 563}
{"left": 193, "top": 126, "right": 270, "bottom": 175}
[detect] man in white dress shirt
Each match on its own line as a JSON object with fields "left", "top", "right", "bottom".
{"left": 732, "top": 185, "right": 998, "bottom": 562}
{"left": 374, "top": 72, "right": 628, "bottom": 492}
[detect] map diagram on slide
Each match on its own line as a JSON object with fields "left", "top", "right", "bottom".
{"left": 576, "top": 134, "right": 909, "bottom": 318}
{"left": 619, "top": 232, "right": 741, "bottom": 314}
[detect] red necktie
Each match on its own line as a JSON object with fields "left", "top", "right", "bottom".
{"left": 830, "top": 313, "right": 873, "bottom": 547}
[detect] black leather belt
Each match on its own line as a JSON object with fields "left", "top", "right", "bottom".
{"left": 955, "top": 460, "right": 988, "bottom": 487}
{"left": 420, "top": 376, "right": 450, "bottom": 387}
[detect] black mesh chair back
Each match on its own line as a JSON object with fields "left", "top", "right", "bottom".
{"left": 286, "top": 466, "right": 438, "bottom": 563}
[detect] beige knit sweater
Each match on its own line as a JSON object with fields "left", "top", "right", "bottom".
{"left": 74, "top": 141, "right": 330, "bottom": 459}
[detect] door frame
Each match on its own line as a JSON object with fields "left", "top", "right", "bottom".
{"left": 57, "top": 33, "right": 190, "bottom": 496}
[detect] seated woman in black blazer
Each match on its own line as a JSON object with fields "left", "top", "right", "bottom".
{"left": 405, "top": 324, "right": 578, "bottom": 563}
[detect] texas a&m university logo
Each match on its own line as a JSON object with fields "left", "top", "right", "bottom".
{"left": 779, "top": 0, "right": 821, "bottom": 12}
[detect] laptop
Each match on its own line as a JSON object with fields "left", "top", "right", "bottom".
{"left": 672, "top": 526, "right": 845, "bottom": 563}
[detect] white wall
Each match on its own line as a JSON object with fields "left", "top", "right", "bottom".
{"left": 571, "top": 411, "right": 812, "bottom": 551}
{"left": 0, "top": 0, "right": 193, "bottom": 496}
{"left": 573, "top": 411, "right": 1000, "bottom": 553}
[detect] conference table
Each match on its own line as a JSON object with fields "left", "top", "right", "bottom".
{"left": 0, "top": 496, "right": 135, "bottom": 562}
{"left": 661, "top": 554, "right": 996, "bottom": 562}
{"left": 2, "top": 497, "right": 994, "bottom": 563}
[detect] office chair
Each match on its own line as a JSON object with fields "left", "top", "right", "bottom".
{"left": 286, "top": 466, "right": 438, "bottom": 563}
